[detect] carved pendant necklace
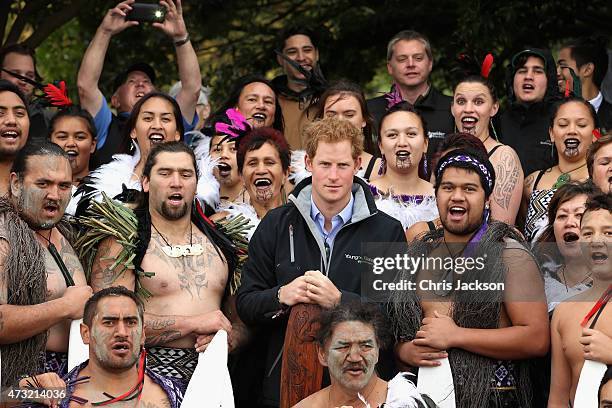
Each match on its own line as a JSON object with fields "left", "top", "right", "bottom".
{"left": 553, "top": 162, "right": 587, "bottom": 189}
{"left": 151, "top": 222, "right": 203, "bottom": 258}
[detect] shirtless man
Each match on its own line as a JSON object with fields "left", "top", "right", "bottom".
{"left": 0, "top": 141, "right": 92, "bottom": 386}
{"left": 549, "top": 193, "right": 612, "bottom": 407}
{"left": 91, "top": 141, "right": 239, "bottom": 382}
{"left": 390, "top": 148, "right": 549, "bottom": 407}
{"left": 16, "top": 286, "right": 185, "bottom": 408}
{"left": 294, "top": 303, "right": 419, "bottom": 408}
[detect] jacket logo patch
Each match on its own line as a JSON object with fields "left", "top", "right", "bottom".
{"left": 428, "top": 131, "right": 445, "bottom": 139}
{"left": 345, "top": 254, "right": 373, "bottom": 264}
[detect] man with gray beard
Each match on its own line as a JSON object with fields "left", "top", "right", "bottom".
{"left": 0, "top": 141, "right": 92, "bottom": 386}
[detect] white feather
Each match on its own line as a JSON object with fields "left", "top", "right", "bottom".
{"left": 385, "top": 372, "right": 429, "bottom": 408}
{"left": 288, "top": 149, "right": 310, "bottom": 185}
{"left": 81, "top": 146, "right": 142, "bottom": 203}
{"left": 374, "top": 195, "right": 439, "bottom": 230}
{"left": 196, "top": 153, "right": 221, "bottom": 209}
{"left": 219, "top": 202, "right": 260, "bottom": 241}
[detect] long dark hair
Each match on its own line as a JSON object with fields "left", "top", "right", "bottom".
{"left": 122, "top": 92, "right": 185, "bottom": 155}
{"left": 209, "top": 75, "right": 284, "bottom": 133}
{"left": 133, "top": 142, "right": 237, "bottom": 282}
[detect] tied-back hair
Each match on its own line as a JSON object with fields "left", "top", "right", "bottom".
{"left": 549, "top": 96, "right": 599, "bottom": 129}
{"left": 122, "top": 92, "right": 185, "bottom": 155}
{"left": 48, "top": 105, "right": 97, "bottom": 140}
{"left": 314, "top": 79, "right": 378, "bottom": 155}
{"left": 10, "top": 140, "right": 68, "bottom": 182}
{"left": 434, "top": 148, "right": 496, "bottom": 199}
{"left": 431, "top": 132, "right": 487, "bottom": 176}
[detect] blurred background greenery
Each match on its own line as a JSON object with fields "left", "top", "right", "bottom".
{"left": 2, "top": 0, "right": 611, "bottom": 108}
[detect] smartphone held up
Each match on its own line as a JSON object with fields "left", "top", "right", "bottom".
{"left": 126, "top": 3, "right": 166, "bottom": 23}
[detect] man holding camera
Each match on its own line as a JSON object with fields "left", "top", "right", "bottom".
{"left": 77, "top": 0, "right": 201, "bottom": 166}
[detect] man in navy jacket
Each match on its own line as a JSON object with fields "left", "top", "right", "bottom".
{"left": 236, "top": 118, "right": 407, "bottom": 407}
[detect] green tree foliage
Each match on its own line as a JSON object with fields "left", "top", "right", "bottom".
{"left": 2, "top": 0, "right": 610, "bottom": 107}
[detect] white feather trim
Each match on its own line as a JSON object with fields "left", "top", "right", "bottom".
{"left": 219, "top": 202, "right": 260, "bottom": 241}
{"left": 385, "top": 372, "right": 429, "bottom": 408}
{"left": 196, "top": 153, "right": 221, "bottom": 209}
{"left": 192, "top": 133, "right": 222, "bottom": 208}
{"left": 288, "top": 149, "right": 310, "bottom": 185}
{"left": 81, "top": 148, "right": 142, "bottom": 203}
{"left": 374, "top": 195, "right": 439, "bottom": 230}
{"left": 192, "top": 131, "right": 212, "bottom": 162}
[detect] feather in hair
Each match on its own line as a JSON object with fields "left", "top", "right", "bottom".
{"left": 43, "top": 81, "right": 73, "bottom": 107}
{"left": 481, "top": 53, "right": 494, "bottom": 79}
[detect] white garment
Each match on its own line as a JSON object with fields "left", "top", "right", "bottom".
{"left": 589, "top": 91, "right": 603, "bottom": 113}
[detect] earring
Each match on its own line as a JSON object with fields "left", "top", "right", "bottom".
{"left": 490, "top": 119, "right": 499, "bottom": 141}
{"left": 378, "top": 155, "right": 387, "bottom": 176}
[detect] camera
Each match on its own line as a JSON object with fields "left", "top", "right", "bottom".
{"left": 126, "top": 3, "right": 166, "bottom": 23}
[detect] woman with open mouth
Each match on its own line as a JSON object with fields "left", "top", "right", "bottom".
{"left": 522, "top": 97, "right": 597, "bottom": 241}
{"left": 451, "top": 74, "right": 524, "bottom": 225}
{"left": 48, "top": 106, "right": 97, "bottom": 215}
{"left": 533, "top": 181, "right": 598, "bottom": 312}
{"left": 368, "top": 103, "right": 438, "bottom": 230}
{"left": 203, "top": 117, "right": 249, "bottom": 207}
{"left": 211, "top": 75, "right": 284, "bottom": 133}
{"left": 212, "top": 127, "right": 290, "bottom": 240}
{"left": 75, "top": 93, "right": 221, "bottom": 214}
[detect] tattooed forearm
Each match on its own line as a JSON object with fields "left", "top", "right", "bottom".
{"left": 493, "top": 152, "right": 520, "bottom": 210}
{"left": 145, "top": 330, "right": 182, "bottom": 347}
{"left": 144, "top": 314, "right": 186, "bottom": 346}
{"left": 145, "top": 317, "right": 176, "bottom": 331}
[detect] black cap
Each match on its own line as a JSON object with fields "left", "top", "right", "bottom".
{"left": 511, "top": 49, "right": 548, "bottom": 70}
{"left": 112, "top": 62, "right": 156, "bottom": 92}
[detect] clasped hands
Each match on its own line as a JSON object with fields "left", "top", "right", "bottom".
{"left": 396, "top": 311, "right": 458, "bottom": 368}
{"left": 279, "top": 270, "right": 342, "bottom": 310}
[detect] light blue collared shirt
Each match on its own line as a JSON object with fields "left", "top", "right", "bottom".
{"left": 310, "top": 194, "right": 354, "bottom": 258}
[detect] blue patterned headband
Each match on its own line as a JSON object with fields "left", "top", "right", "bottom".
{"left": 436, "top": 154, "right": 494, "bottom": 193}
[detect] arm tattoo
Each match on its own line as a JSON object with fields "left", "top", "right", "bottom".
{"left": 144, "top": 315, "right": 183, "bottom": 346}
{"left": 58, "top": 235, "right": 84, "bottom": 278}
{"left": 92, "top": 239, "right": 128, "bottom": 288}
{"left": 145, "top": 317, "right": 176, "bottom": 331}
{"left": 145, "top": 330, "right": 182, "bottom": 347}
{"left": 493, "top": 151, "right": 520, "bottom": 210}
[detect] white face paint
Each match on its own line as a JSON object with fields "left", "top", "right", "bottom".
{"left": 323, "top": 321, "right": 379, "bottom": 393}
